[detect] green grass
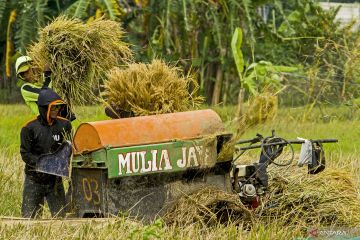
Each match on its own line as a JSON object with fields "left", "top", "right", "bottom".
{"left": 212, "top": 104, "right": 360, "bottom": 156}
{"left": 0, "top": 104, "right": 359, "bottom": 239}
{"left": 0, "top": 105, "right": 110, "bottom": 152}
{"left": 0, "top": 219, "right": 304, "bottom": 240}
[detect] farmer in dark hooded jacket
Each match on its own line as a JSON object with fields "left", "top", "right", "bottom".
{"left": 20, "top": 87, "right": 72, "bottom": 218}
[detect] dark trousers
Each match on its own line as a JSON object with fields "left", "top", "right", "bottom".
{"left": 21, "top": 175, "right": 66, "bottom": 218}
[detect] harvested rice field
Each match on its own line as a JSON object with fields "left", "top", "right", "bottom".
{"left": 0, "top": 104, "right": 359, "bottom": 239}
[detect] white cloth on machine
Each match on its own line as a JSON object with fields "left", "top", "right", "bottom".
{"left": 297, "top": 137, "right": 312, "bottom": 167}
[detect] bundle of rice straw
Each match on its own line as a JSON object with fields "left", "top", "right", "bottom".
{"left": 102, "top": 59, "right": 204, "bottom": 117}
{"left": 163, "top": 187, "right": 254, "bottom": 227}
{"left": 28, "top": 16, "right": 132, "bottom": 105}
{"left": 218, "top": 92, "right": 278, "bottom": 162}
{"left": 242, "top": 92, "right": 278, "bottom": 128}
{"left": 258, "top": 168, "right": 360, "bottom": 227}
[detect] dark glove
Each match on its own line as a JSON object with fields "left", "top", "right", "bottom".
{"left": 60, "top": 106, "right": 76, "bottom": 122}
{"left": 43, "top": 71, "right": 52, "bottom": 88}
{"left": 43, "top": 64, "right": 52, "bottom": 88}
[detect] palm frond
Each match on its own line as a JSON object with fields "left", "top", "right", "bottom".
{"left": 64, "top": 1, "right": 79, "bottom": 17}
{"left": 102, "top": 0, "right": 122, "bottom": 20}
{"left": 182, "top": 0, "right": 189, "bottom": 31}
{"left": 228, "top": 0, "right": 241, "bottom": 34}
{"left": 252, "top": 0, "right": 273, "bottom": 8}
{"left": 210, "top": 8, "right": 224, "bottom": 63}
{"left": 0, "top": 0, "right": 7, "bottom": 26}
{"left": 34, "top": 0, "right": 49, "bottom": 27}
{"left": 64, "top": 0, "right": 90, "bottom": 19}
{"left": 15, "top": 1, "right": 38, "bottom": 53}
{"left": 74, "top": 0, "right": 91, "bottom": 19}
{"left": 242, "top": 0, "right": 255, "bottom": 44}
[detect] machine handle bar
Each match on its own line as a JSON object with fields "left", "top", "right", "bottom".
{"left": 236, "top": 139, "right": 338, "bottom": 151}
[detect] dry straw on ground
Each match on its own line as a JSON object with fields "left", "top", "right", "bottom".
{"left": 28, "top": 16, "right": 132, "bottom": 106}
{"left": 258, "top": 167, "right": 360, "bottom": 227}
{"left": 102, "top": 59, "right": 204, "bottom": 117}
{"left": 163, "top": 167, "right": 360, "bottom": 230}
{"left": 163, "top": 186, "right": 254, "bottom": 227}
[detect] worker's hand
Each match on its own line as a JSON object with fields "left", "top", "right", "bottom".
{"left": 44, "top": 63, "right": 51, "bottom": 73}
{"left": 43, "top": 64, "right": 52, "bottom": 88}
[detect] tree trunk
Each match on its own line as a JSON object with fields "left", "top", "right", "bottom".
{"left": 0, "top": 69, "right": 4, "bottom": 90}
{"left": 341, "top": 79, "right": 346, "bottom": 101}
{"left": 222, "top": 72, "right": 229, "bottom": 105}
{"left": 205, "top": 64, "right": 215, "bottom": 105}
{"left": 236, "top": 88, "right": 245, "bottom": 119}
{"left": 0, "top": 45, "right": 6, "bottom": 90}
{"left": 211, "top": 66, "right": 223, "bottom": 105}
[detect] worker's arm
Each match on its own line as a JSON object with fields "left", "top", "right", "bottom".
{"left": 43, "top": 70, "right": 52, "bottom": 88}
{"left": 21, "top": 83, "right": 41, "bottom": 115}
{"left": 20, "top": 127, "right": 39, "bottom": 167}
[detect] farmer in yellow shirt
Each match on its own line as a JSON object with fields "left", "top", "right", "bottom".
{"left": 15, "top": 56, "right": 52, "bottom": 115}
{"left": 15, "top": 56, "right": 75, "bottom": 121}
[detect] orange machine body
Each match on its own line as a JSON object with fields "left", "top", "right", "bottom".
{"left": 73, "top": 109, "right": 225, "bottom": 154}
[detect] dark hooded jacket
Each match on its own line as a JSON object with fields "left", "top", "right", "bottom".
{"left": 20, "top": 87, "right": 72, "bottom": 183}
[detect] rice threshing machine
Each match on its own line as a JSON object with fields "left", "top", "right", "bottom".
{"left": 69, "top": 109, "right": 233, "bottom": 220}
{"left": 56, "top": 109, "right": 337, "bottom": 220}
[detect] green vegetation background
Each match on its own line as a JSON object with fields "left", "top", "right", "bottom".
{"left": 2, "top": 0, "right": 360, "bottom": 107}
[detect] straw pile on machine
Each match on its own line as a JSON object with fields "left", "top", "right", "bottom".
{"left": 101, "top": 59, "right": 204, "bottom": 117}
{"left": 28, "top": 16, "right": 132, "bottom": 106}
{"left": 258, "top": 167, "right": 360, "bottom": 227}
